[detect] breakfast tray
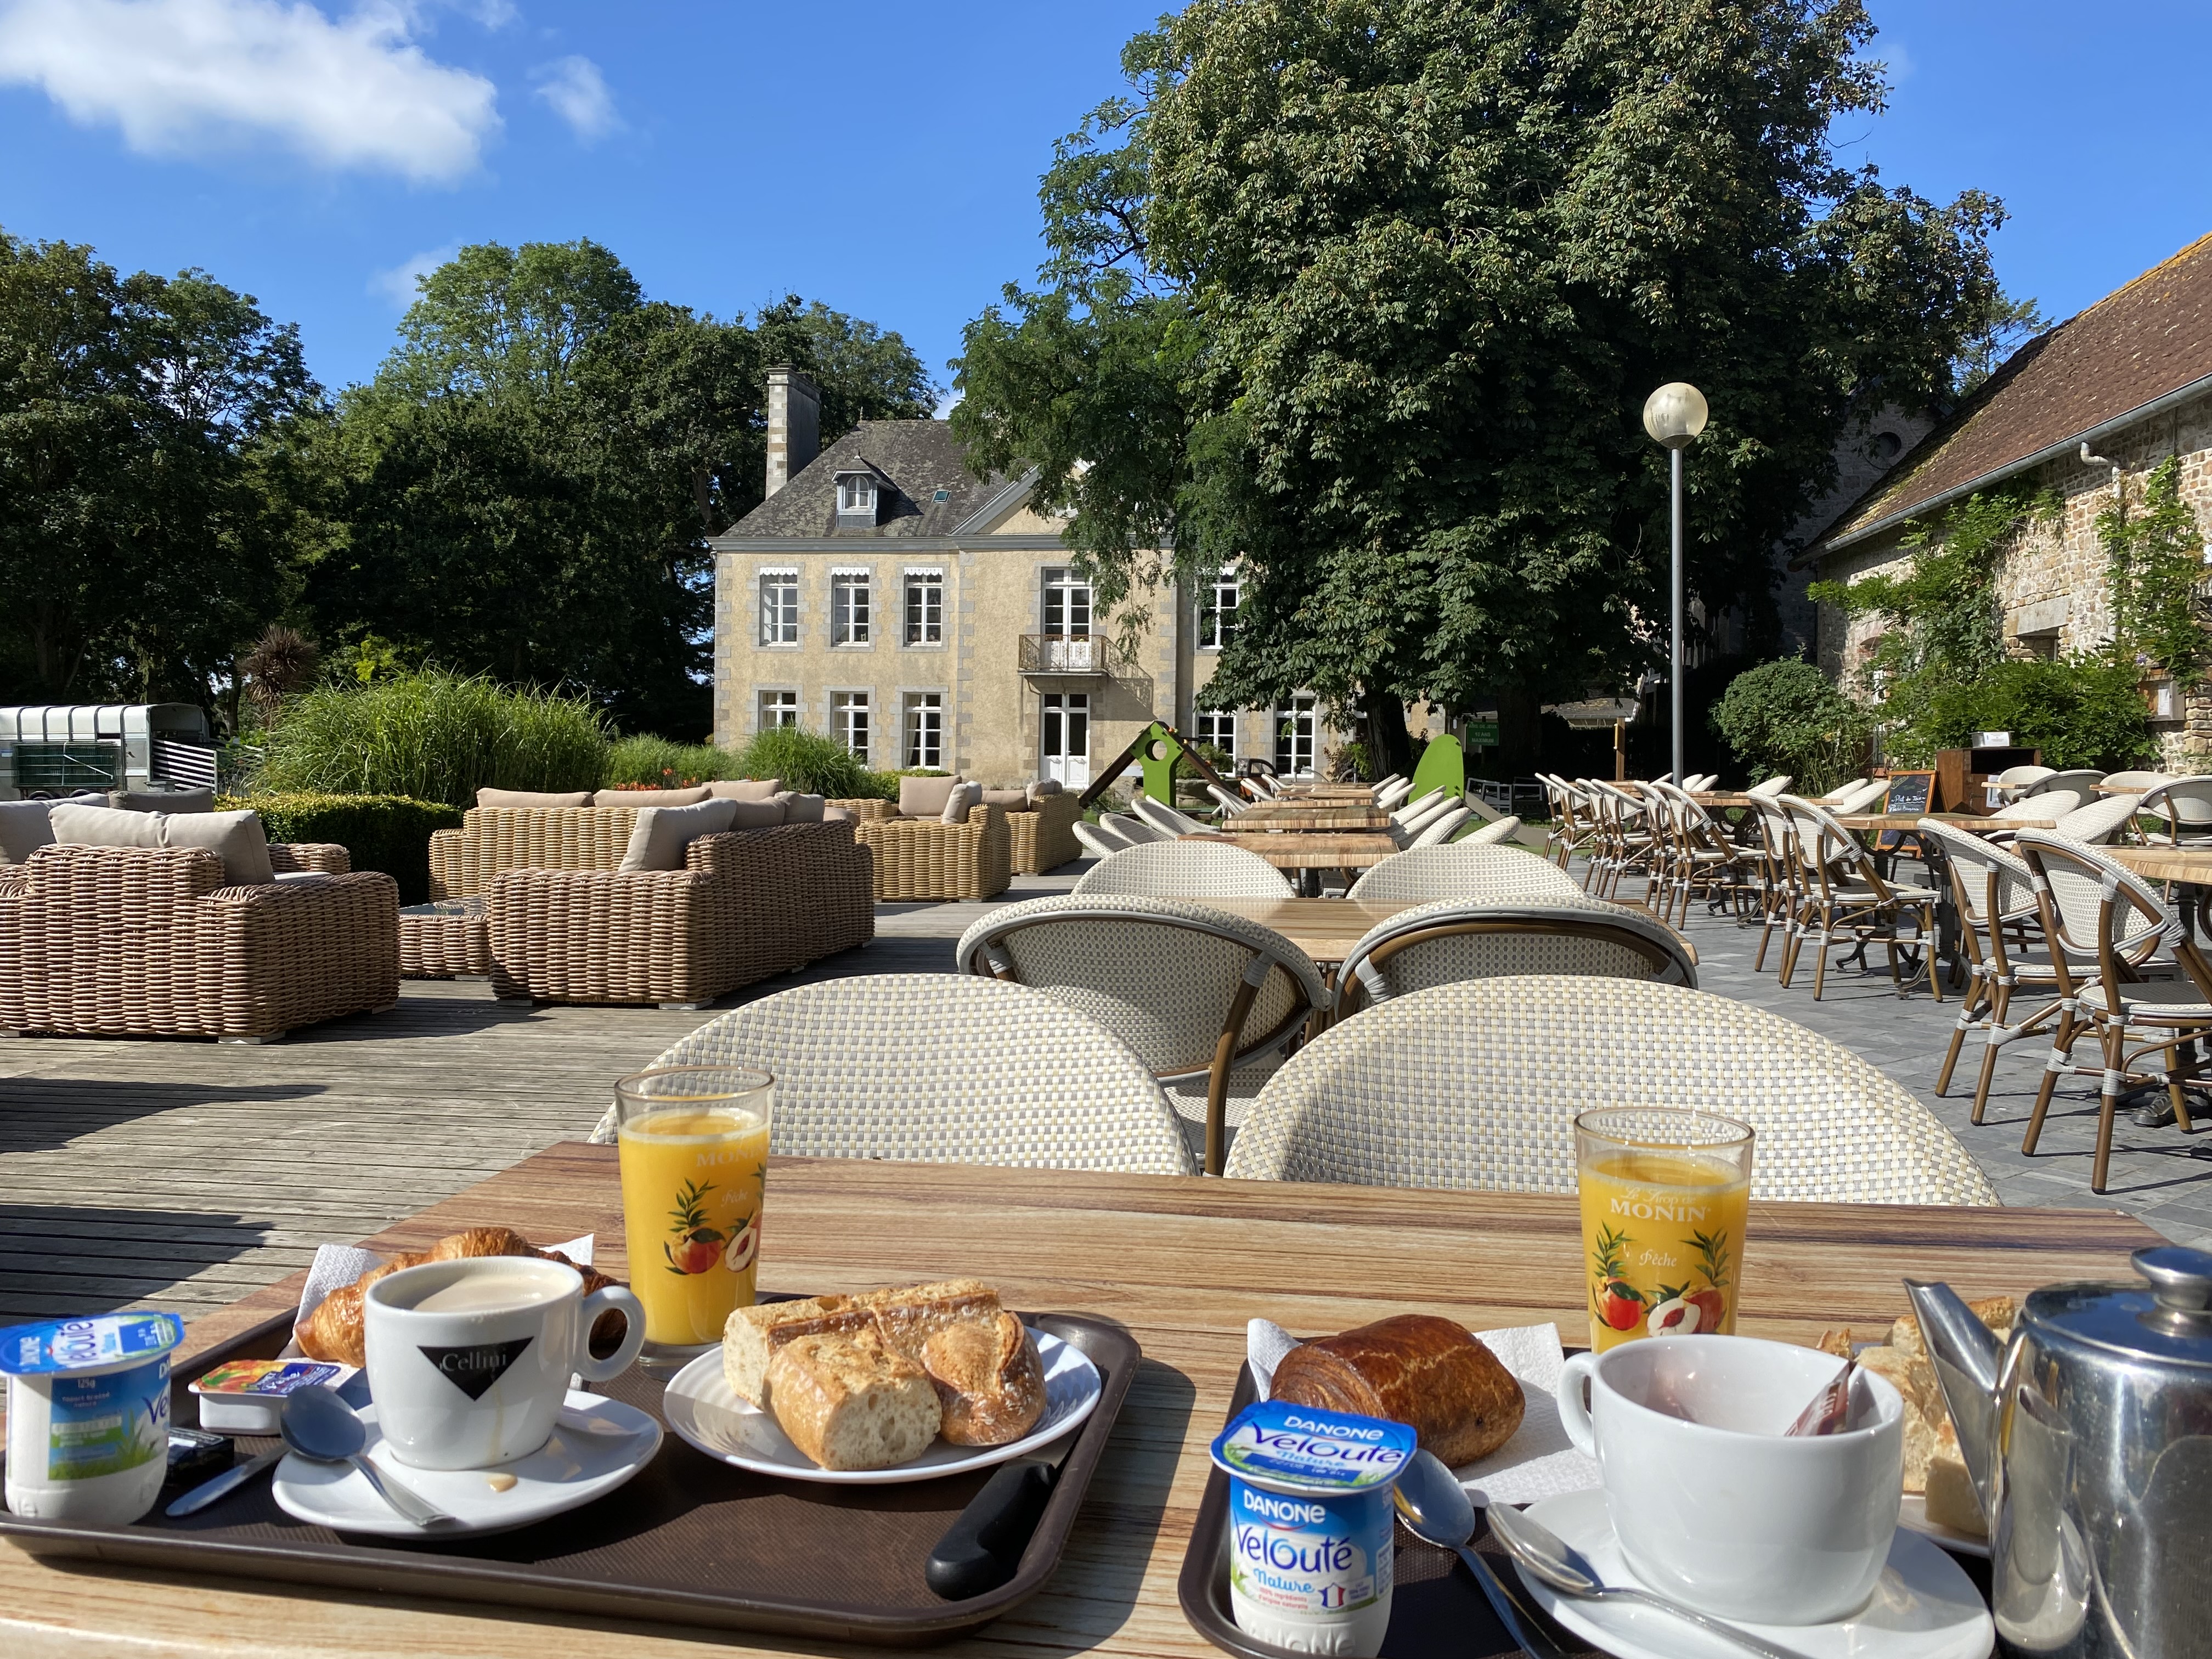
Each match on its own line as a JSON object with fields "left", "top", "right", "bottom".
{"left": 0, "top": 1307, "right": 1139, "bottom": 1645}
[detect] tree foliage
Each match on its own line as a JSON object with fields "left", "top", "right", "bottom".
{"left": 954, "top": 0, "right": 2003, "bottom": 771}
{"left": 1708, "top": 657, "right": 1870, "bottom": 794}
{"left": 2103, "top": 456, "right": 2211, "bottom": 684}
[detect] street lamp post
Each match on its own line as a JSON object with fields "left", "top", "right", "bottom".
{"left": 1642, "top": 382, "right": 1709, "bottom": 783}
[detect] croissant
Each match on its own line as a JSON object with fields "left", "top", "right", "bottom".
{"left": 296, "top": 1228, "right": 623, "bottom": 1365}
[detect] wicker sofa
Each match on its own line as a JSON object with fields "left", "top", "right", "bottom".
{"left": 1009, "top": 793, "right": 1084, "bottom": 874}
{"left": 852, "top": 803, "right": 1013, "bottom": 902}
{"left": 0, "top": 842, "right": 398, "bottom": 1042}
{"left": 425, "top": 806, "right": 874, "bottom": 1006}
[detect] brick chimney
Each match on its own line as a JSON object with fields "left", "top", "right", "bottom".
{"left": 764, "top": 365, "right": 820, "bottom": 497}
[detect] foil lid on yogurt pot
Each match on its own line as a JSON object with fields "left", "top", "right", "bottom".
{"left": 1211, "top": 1398, "right": 1415, "bottom": 1492}
{"left": 0, "top": 1313, "right": 185, "bottom": 1376}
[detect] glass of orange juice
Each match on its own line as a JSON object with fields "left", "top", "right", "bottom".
{"left": 614, "top": 1066, "right": 772, "bottom": 1368}
{"left": 1576, "top": 1108, "right": 1752, "bottom": 1352}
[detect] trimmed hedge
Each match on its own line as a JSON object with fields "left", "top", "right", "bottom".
{"left": 223, "top": 792, "right": 463, "bottom": 906}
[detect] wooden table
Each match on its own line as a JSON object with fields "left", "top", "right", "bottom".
{"left": 1221, "top": 801, "right": 1392, "bottom": 832}
{"left": 1, "top": 1149, "right": 2159, "bottom": 1658}
{"left": 1837, "top": 812, "right": 2056, "bottom": 833}
{"left": 1195, "top": 896, "right": 1698, "bottom": 970}
{"left": 2107, "top": 844, "right": 2212, "bottom": 884}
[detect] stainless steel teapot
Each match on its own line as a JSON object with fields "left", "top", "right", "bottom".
{"left": 1909, "top": 1247, "right": 2212, "bottom": 1659}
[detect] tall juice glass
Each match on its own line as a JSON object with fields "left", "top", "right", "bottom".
{"left": 615, "top": 1066, "right": 772, "bottom": 1367}
{"left": 1575, "top": 1108, "right": 1752, "bottom": 1352}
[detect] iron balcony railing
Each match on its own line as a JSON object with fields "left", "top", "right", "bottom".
{"left": 1018, "top": 634, "right": 1108, "bottom": 675}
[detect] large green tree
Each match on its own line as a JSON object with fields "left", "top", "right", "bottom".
{"left": 953, "top": 0, "right": 2003, "bottom": 772}
{"left": 0, "top": 231, "right": 317, "bottom": 705}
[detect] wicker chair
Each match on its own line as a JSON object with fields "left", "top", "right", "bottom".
{"left": 854, "top": 802, "right": 1012, "bottom": 901}
{"left": 1072, "top": 819, "right": 1128, "bottom": 859}
{"left": 1134, "top": 797, "right": 1215, "bottom": 837}
{"left": 1224, "top": 977, "right": 1998, "bottom": 1204}
{"left": 0, "top": 843, "right": 397, "bottom": 1042}
{"left": 2050, "top": 792, "right": 2143, "bottom": 846}
{"left": 827, "top": 798, "right": 895, "bottom": 822}
{"left": 1102, "top": 811, "right": 1171, "bottom": 846}
{"left": 1008, "top": 793, "right": 1084, "bottom": 874}
{"left": 2130, "top": 776, "right": 2212, "bottom": 848}
{"left": 1746, "top": 775, "right": 1792, "bottom": 798}
{"left": 1452, "top": 814, "right": 1519, "bottom": 847}
{"left": 591, "top": 974, "right": 1192, "bottom": 1175}
{"left": 1073, "top": 838, "right": 1293, "bottom": 898}
{"left": 956, "top": 894, "right": 1327, "bottom": 1175}
{"left": 1776, "top": 797, "right": 1940, "bottom": 1000}
{"left": 1334, "top": 896, "right": 1694, "bottom": 1018}
{"left": 427, "top": 805, "right": 873, "bottom": 1006}
{"left": 1346, "top": 844, "right": 1585, "bottom": 903}
{"left": 1408, "top": 806, "right": 1472, "bottom": 847}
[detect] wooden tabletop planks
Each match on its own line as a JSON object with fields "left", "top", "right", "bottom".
{"left": 1224, "top": 832, "right": 1400, "bottom": 870}
{"left": 2106, "top": 845, "right": 2212, "bottom": 884}
{"left": 1221, "top": 803, "right": 1393, "bottom": 832}
{"left": 0, "top": 1148, "right": 2162, "bottom": 1659}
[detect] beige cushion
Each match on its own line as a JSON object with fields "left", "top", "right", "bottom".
{"left": 50, "top": 802, "right": 273, "bottom": 884}
{"left": 775, "top": 792, "right": 826, "bottom": 823}
{"left": 109, "top": 787, "right": 215, "bottom": 814}
{"left": 595, "top": 786, "right": 712, "bottom": 808}
{"left": 0, "top": 800, "right": 55, "bottom": 865}
{"left": 1027, "top": 778, "right": 1065, "bottom": 803}
{"left": 980, "top": 788, "right": 1029, "bottom": 810}
{"left": 707, "top": 778, "right": 782, "bottom": 802}
{"left": 898, "top": 775, "right": 961, "bottom": 818}
{"left": 824, "top": 805, "right": 854, "bottom": 824}
{"left": 477, "top": 787, "right": 595, "bottom": 808}
{"left": 941, "top": 781, "right": 984, "bottom": 825}
{"left": 726, "top": 799, "right": 788, "bottom": 829}
{"left": 49, "top": 801, "right": 168, "bottom": 852}
{"left": 618, "top": 798, "right": 738, "bottom": 872}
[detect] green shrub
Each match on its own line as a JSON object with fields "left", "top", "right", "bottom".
{"left": 1710, "top": 659, "right": 1871, "bottom": 795}
{"left": 851, "top": 769, "right": 902, "bottom": 801}
{"left": 604, "top": 735, "right": 748, "bottom": 788}
{"left": 260, "top": 672, "right": 608, "bottom": 808}
{"left": 735, "top": 726, "right": 871, "bottom": 797}
{"left": 222, "top": 792, "right": 462, "bottom": 906}
{"left": 1920, "top": 657, "right": 2155, "bottom": 770}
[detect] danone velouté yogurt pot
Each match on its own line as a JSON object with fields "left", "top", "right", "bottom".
{"left": 1210, "top": 1398, "right": 1417, "bottom": 1656}
{"left": 2, "top": 1312, "right": 183, "bottom": 1525}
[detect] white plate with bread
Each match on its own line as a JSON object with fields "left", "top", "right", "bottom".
{"left": 663, "top": 1279, "right": 1103, "bottom": 1484}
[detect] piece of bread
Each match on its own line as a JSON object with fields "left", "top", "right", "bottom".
{"left": 296, "top": 1231, "right": 623, "bottom": 1366}
{"left": 1922, "top": 1420, "right": 1987, "bottom": 1537}
{"left": 1270, "top": 1314, "right": 1525, "bottom": 1467}
{"left": 856, "top": 1279, "right": 1003, "bottom": 1362}
{"left": 768, "top": 1330, "right": 942, "bottom": 1471}
{"left": 1814, "top": 1328, "right": 1854, "bottom": 1358}
{"left": 1891, "top": 1295, "right": 2016, "bottom": 1358}
{"left": 924, "top": 1310, "right": 1046, "bottom": 1447}
{"left": 1859, "top": 1344, "right": 1944, "bottom": 1492}
{"left": 721, "top": 1295, "right": 872, "bottom": 1408}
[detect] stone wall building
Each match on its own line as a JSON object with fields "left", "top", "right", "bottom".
{"left": 709, "top": 368, "right": 1321, "bottom": 786}
{"left": 1809, "top": 233, "right": 2212, "bottom": 766}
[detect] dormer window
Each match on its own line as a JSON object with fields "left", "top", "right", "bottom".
{"left": 835, "top": 469, "right": 879, "bottom": 523}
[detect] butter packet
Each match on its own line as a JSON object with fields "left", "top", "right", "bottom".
{"left": 190, "top": 1357, "right": 358, "bottom": 1434}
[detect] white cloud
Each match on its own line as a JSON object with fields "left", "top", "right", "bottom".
{"left": 0, "top": 0, "right": 500, "bottom": 184}
{"left": 368, "top": 241, "right": 454, "bottom": 307}
{"left": 531, "top": 53, "right": 616, "bottom": 143}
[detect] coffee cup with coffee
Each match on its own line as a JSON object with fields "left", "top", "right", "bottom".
{"left": 1555, "top": 1334, "right": 1903, "bottom": 1624}
{"left": 363, "top": 1257, "right": 645, "bottom": 1471}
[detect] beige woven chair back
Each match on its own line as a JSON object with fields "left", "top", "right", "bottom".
{"left": 1073, "top": 838, "right": 1293, "bottom": 898}
{"left": 1746, "top": 775, "right": 1791, "bottom": 798}
{"left": 2029, "top": 769, "right": 2107, "bottom": 798}
{"left": 1102, "top": 811, "right": 1171, "bottom": 845}
{"left": 2100, "top": 770, "right": 2175, "bottom": 791}
{"left": 1457, "top": 815, "right": 1520, "bottom": 847}
{"left": 1347, "top": 844, "right": 1583, "bottom": 902}
{"left": 1915, "top": 818, "right": 2036, "bottom": 924}
{"left": 1072, "top": 820, "right": 1128, "bottom": 860}
{"left": 2137, "top": 776, "right": 2212, "bottom": 836}
{"left": 1997, "top": 789, "right": 2084, "bottom": 822}
{"left": 2051, "top": 792, "right": 2142, "bottom": 845}
{"left": 1224, "top": 977, "right": 1997, "bottom": 1203}
{"left": 637, "top": 973, "right": 1193, "bottom": 1175}
{"left": 1133, "top": 795, "right": 1212, "bottom": 837}
{"left": 1336, "top": 897, "right": 1694, "bottom": 1015}
{"left": 2013, "top": 831, "right": 2173, "bottom": 959}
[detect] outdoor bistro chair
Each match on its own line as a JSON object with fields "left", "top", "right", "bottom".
{"left": 1346, "top": 843, "right": 1587, "bottom": 903}
{"left": 1073, "top": 819, "right": 1131, "bottom": 860}
{"left": 1206, "top": 784, "right": 1252, "bottom": 817}
{"left": 1389, "top": 788, "right": 1448, "bottom": 825}
{"left": 1454, "top": 814, "right": 1521, "bottom": 847}
{"left": 955, "top": 894, "right": 1328, "bottom": 1175}
{"left": 2027, "top": 769, "right": 2108, "bottom": 800}
{"left": 1584, "top": 780, "right": 1660, "bottom": 899}
{"left": 1776, "top": 795, "right": 1941, "bottom": 1000}
{"left": 1746, "top": 795, "right": 1803, "bottom": 972}
{"left": 1746, "top": 775, "right": 1793, "bottom": 798}
{"left": 2015, "top": 831, "right": 2212, "bottom": 1192}
{"left": 1643, "top": 781, "right": 1753, "bottom": 926}
{"left": 1408, "top": 806, "right": 1472, "bottom": 848}
{"left": 1996, "top": 788, "right": 2085, "bottom": 823}
{"left": 1073, "top": 837, "right": 1294, "bottom": 899}
{"left": 1102, "top": 811, "right": 1171, "bottom": 845}
{"left": 1331, "top": 896, "right": 1696, "bottom": 1019}
{"left": 1826, "top": 778, "right": 1895, "bottom": 815}
{"left": 2132, "top": 776, "right": 2212, "bottom": 847}
{"left": 1543, "top": 777, "right": 1602, "bottom": 870}
{"left": 1224, "top": 977, "right": 1997, "bottom": 1203}
{"left": 1134, "top": 795, "right": 1215, "bottom": 838}
{"left": 2050, "top": 792, "right": 2146, "bottom": 847}
{"left": 1816, "top": 778, "right": 1871, "bottom": 804}
{"left": 588, "top": 973, "right": 1193, "bottom": 1175}
{"left": 1682, "top": 773, "right": 1720, "bottom": 793}
{"left": 2101, "top": 770, "right": 2176, "bottom": 792}
{"left": 1374, "top": 778, "right": 1416, "bottom": 810}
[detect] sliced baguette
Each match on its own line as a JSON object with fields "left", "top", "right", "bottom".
{"left": 768, "top": 1330, "right": 941, "bottom": 1471}
{"left": 923, "top": 1310, "right": 1046, "bottom": 1447}
{"left": 857, "top": 1278, "right": 1003, "bottom": 1362}
{"left": 721, "top": 1295, "right": 872, "bottom": 1408}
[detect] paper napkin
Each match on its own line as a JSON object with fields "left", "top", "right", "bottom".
{"left": 1247, "top": 1317, "right": 1600, "bottom": 1506}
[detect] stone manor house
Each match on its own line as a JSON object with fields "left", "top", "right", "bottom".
{"left": 710, "top": 368, "right": 1327, "bottom": 786}
{"left": 1811, "top": 231, "right": 2212, "bottom": 765}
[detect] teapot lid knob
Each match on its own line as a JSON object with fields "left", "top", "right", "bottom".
{"left": 2133, "top": 1245, "right": 2212, "bottom": 1323}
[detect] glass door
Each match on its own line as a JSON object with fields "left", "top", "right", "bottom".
{"left": 1042, "top": 692, "right": 1091, "bottom": 787}
{"left": 1275, "top": 695, "right": 1317, "bottom": 777}
{"left": 1041, "top": 567, "right": 1095, "bottom": 672}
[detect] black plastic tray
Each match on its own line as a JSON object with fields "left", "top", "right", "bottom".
{"left": 1, "top": 1306, "right": 1138, "bottom": 1646}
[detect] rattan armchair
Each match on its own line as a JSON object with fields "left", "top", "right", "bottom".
{"left": 1073, "top": 839, "right": 1293, "bottom": 898}
{"left": 1333, "top": 897, "right": 1695, "bottom": 1018}
{"left": 0, "top": 843, "right": 397, "bottom": 1042}
{"left": 1008, "top": 793, "right": 1084, "bottom": 873}
{"left": 1346, "top": 844, "right": 1585, "bottom": 902}
{"left": 854, "top": 802, "right": 1012, "bottom": 900}
{"left": 1777, "top": 796, "right": 1940, "bottom": 1000}
{"left": 1224, "top": 977, "right": 1997, "bottom": 1204}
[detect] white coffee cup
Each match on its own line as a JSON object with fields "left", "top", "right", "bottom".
{"left": 1556, "top": 1334, "right": 1904, "bottom": 1624}
{"left": 363, "top": 1257, "right": 645, "bottom": 1470}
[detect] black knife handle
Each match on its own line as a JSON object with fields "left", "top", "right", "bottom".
{"left": 926, "top": 1459, "right": 1057, "bottom": 1600}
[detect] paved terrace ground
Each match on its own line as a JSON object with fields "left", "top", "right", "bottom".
{"left": 5, "top": 857, "right": 2209, "bottom": 1329}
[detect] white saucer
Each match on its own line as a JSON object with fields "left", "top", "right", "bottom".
{"left": 1898, "top": 1493, "right": 1991, "bottom": 1559}
{"left": 663, "top": 1327, "right": 1101, "bottom": 1484}
{"left": 1508, "top": 1488, "right": 1993, "bottom": 1659}
{"left": 272, "top": 1392, "right": 661, "bottom": 1538}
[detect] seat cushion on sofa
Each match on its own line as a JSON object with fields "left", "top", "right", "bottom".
{"left": 49, "top": 801, "right": 168, "bottom": 853}
{"left": 980, "top": 788, "right": 1029, "bottom": 810}
{"left": 898, "top": 775, "right": 962, "bottom": 818}
{"left": 707, "top": 778, "right": 782, "bottom": 802}
{"left": 50, "top": 802, "right": 274, "bottom": 884}
{"left": 477, "top": 788, "right": 595, "bottom": 808}
{"left": 941, "top": 781, "right": 985, "bottom": 825}
{"left": 596, "top": 785, "right": 713, "bottom": 808}
{"left": 110, "top": 787, "right": 215, "bottom": 814}
{"left": 618, "top": 798, "right": 738, "bottom": 872}
{"left": 0, "top": 799, "right": 55, "bottom": 865}
{"left": 1026, "top": 778, "right": 1065, "bottom": 804}
{"left": 824, "top": 805, "right": 854, "bottom": 824}
{"left": 774, "top": 792, "right": 826, "bottom": 822}
{"left": 727, "top": 799, "right": 788, "bottom": 829}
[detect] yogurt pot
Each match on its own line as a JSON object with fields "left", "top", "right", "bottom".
{"left": 2, "top": 1312, "right": 184, "bottom": 1525}
{"left": 1210, "top": 1398, "right": 1417, "bottom": 1656}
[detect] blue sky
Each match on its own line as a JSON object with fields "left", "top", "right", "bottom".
{"left": 1, "top": 0, "right": 2207, "bottom": 401}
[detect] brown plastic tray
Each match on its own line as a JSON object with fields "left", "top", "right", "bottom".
{"left": 1, "top": 1306, "right": 1139, "bottom": 1645}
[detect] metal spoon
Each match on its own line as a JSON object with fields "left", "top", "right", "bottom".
{"left": 1392, "top": 1449, "right": 1572, "bottom": 1659}
{"left": 1487, "top": 1499, "right": 1809, "bottom": 1659}
{"left": 280, "top": 1385, "right": 456, "bottom": 1530}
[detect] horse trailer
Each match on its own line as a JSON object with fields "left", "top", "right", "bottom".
{"left": 0, "top": 704, "right": 219, "bottom": 800}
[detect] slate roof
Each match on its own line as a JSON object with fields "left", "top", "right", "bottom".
{"left": 729, "top": 420, "right": 1019, "bottom": 539}
{"left": 1819, "top": 230, "right": 2212, "bottom": 553}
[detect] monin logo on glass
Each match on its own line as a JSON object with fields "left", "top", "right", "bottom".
{"left": 417, "top": 1338, "right": 534, "bottom": 1401}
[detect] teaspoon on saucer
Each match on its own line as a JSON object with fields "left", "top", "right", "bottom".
{"left": 281, "top": 1385, "right": 457, "bottom": 1530}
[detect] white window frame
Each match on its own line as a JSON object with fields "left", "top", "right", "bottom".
{"left": 757, "top": 566, "right": 799, "bottom": 647}
{"left": 904, "top": 567, "right": 944, "bottom": 646}
{"left": 831, "top": 567, "right": 872, "bottom": 647}
{"left": 1198, "top": 568, "right": 1241, "bottom": 651}
{"left": 757, "top": 689, "right": 800, "bottom": 732}
{"left": 837, "top": 474, "right": 878, "bottom": 516}
{"left": 1275, "top": 694, "right": 1318, "bottom": 778}
{"left": 902, "top": 691, "right": 944, "bottom": 770}
{"left": 831, "top": 690, "right": 871, "bottom": 764}
{"left": 1193, "top": 709, "right": 1239, "bottom": 763}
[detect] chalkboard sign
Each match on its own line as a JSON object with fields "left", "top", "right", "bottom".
{"left": 1876, "top": 770, "right": 1936, "bottom": 850}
